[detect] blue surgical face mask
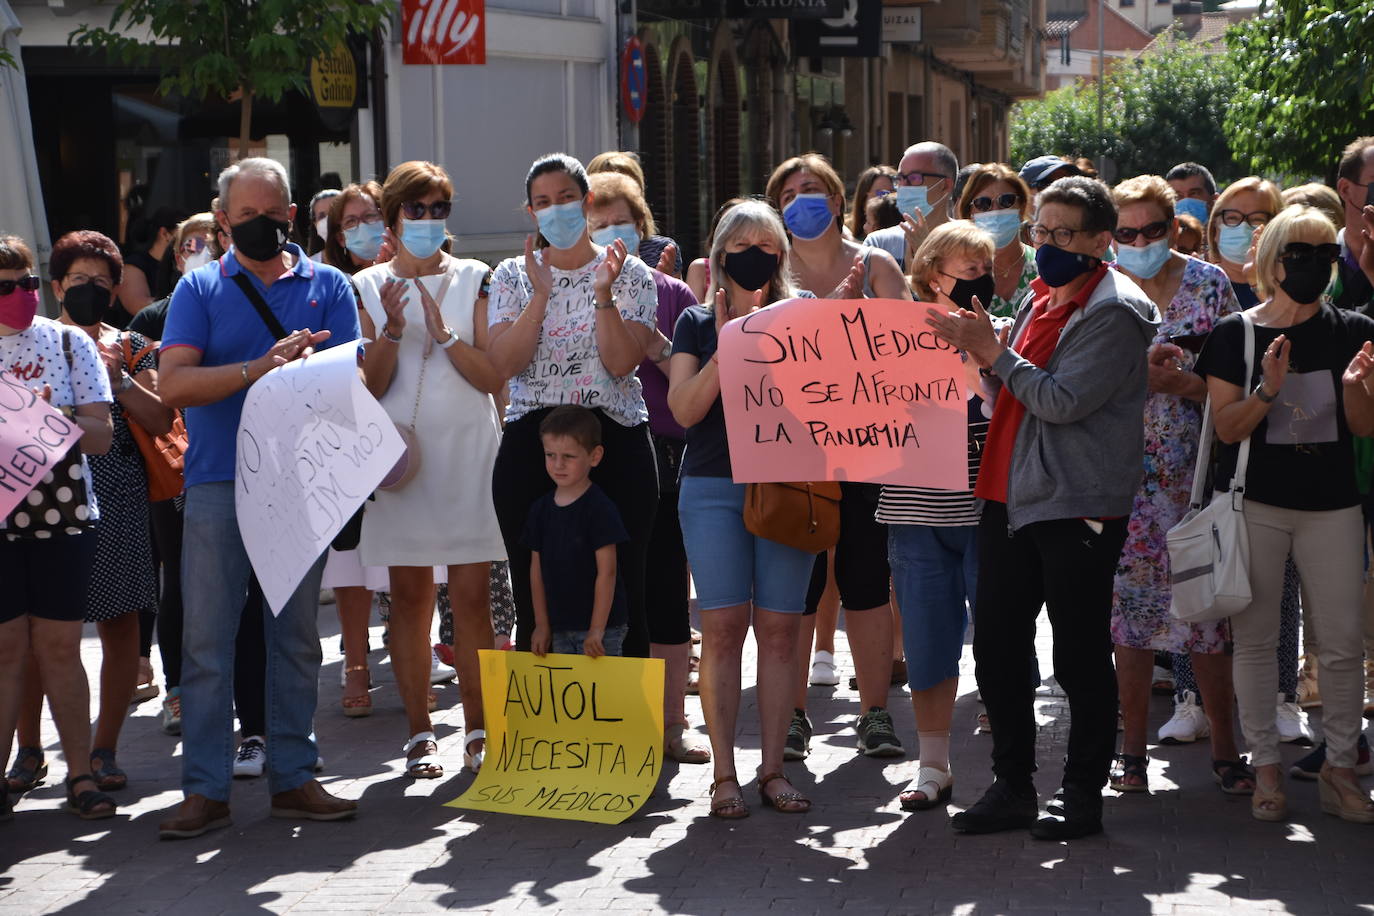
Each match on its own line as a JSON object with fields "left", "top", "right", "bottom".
{"left": 400, "top": 218, "right": 447, "bottom": 259}
{"left": 343, "top": 221, "right": 384, "bottom": 261}
{"left": 590, "top": 223, "right": 642, "bottom": 253}
{"left": 1217, "top": 222, "right": 1255, "bottom": 264}
{"left": 895, "top": 185, "right": 933, "bottom": 220}
{"left": 782, "top": 193, "right": 835, "bottom": 241}
{"left": 1114, "top": 237, "right": 1172, "bottom": 279}
{"left": 973, "top": 209, "right": 1023, "bottom": 249}
{"left": 1175, "top": 197, "right": 1209, "bottom": 223}
{"left": 536, "top": 199, "right": 588, "bottom": 250}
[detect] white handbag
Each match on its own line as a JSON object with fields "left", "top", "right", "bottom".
{"left": 1166, "top": 312, "right": 1257, "bottom": 624}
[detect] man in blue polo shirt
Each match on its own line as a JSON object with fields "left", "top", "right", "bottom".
{"left": 156, "top": 157, "right": 362, "bottom": 839}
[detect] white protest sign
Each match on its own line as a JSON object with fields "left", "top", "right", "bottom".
{"left": 235, "top": 340, "right": 404, "bottom": 614}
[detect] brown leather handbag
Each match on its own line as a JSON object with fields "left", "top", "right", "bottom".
{"left": 743, "top": 481, "right": 842, "bottom": 554}
{"left": 122, "top": 336, "right": 187, "bottom": 502}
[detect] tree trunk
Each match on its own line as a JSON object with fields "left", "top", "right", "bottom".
{"left": 237, "top": 88, "right": 254, "bottom": 161}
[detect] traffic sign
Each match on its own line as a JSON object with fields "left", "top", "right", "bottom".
{"left": 621, "top": 37, "right": 647, "bottom": 124}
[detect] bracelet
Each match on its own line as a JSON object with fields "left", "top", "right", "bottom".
{"left": 437, "top": 328, "right": 459, "bottom": 349}
{"left": 381, "top": 325, "right": 403, "bottom": 343}
{"left": 594, "top": 295, "right": 616, "bottom": 311}
{"left": 1253, "top": 382, "right": 1278, "bottom": 403}
{"left": 241, "top": 361, "right": 251, "bottom": 386}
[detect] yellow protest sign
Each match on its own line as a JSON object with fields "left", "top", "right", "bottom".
{"left": 447, "top": 650, "right": 665, "bottom": 824}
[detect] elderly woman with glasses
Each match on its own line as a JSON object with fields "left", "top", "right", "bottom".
{"left": 954, "top": 164, "right": 1036, "bottom": 318}
{"left": 1196, "top": 204, "right": 1374, "bottom": 825}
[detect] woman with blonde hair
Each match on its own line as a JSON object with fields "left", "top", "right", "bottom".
{"left": 587, "top": 150, "right": 680, "bottom": 275}
{"left": 1207, "top": 177, "right": 1283, "bottom": 308}
{"left": 954, "top": 163, "right": 1036, "bottom": 318}
{"left": 1196, "top": 204, "right": 1374, "bottom": 823}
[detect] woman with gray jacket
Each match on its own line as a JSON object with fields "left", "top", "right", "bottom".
{"left": 926, "top": 176, "right": 1160, "bottom": 842}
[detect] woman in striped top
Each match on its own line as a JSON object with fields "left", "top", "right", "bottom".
{"left": 879, "top": 221, "right": 997, "bottom": 812}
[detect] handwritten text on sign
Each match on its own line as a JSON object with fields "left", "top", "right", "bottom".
{"left": 0, "top": 371, "right": 83, "bottom": 522}
{"left": 717, "top": 298, "right": 967, "bottom": 488}
{"left": 449, "top": 650, "right": 665, "bottom": 824}
{"left": 235, "top": 341, "right": 404, "bottom": 614}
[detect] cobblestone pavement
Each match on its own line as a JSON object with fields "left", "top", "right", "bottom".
{"left": 2, "top": 604, "right": 1372, "bottom": 915}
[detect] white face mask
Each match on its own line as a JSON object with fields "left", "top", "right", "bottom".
{"left": 182, "top": 249, "right": 213, "bottom": 272}
{"left": 315, "top": 216, "right": 329, "bottom": 241}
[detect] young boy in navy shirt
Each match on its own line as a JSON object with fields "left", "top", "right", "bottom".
{"left": 523, "top": 405, "right": 630, "bottom": 657}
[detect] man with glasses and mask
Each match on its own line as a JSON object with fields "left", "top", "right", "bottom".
{"left": 863, "top": 142, "right": 958, "bottom": 270}
{"left": 1332, "top": 137, "right": 1374, "bottom": 316}
{"left": 154, "top": 157, "right": 362, "bottom": 840}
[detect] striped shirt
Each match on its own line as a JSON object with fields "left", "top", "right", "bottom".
{"left": 876, "top": 394, "right": 991, "bottom": 527}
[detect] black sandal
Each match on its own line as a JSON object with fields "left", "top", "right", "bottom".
{"left": 1212, "top": 758, "right": 1256, "bottom": 796}
{"left": 90, "top": 748, "right": 128, "bottom": 791}
{"left": 6, "top": 747, "right": 46, "bottom": 793}
{"left": 1110, "top": 754, "right": 1149, "bottom": 793}
{"left": 65, "top": 775, "right": 117, "bottom": 820}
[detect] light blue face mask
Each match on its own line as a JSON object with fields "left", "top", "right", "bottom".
{"left": 1175, "top": 197, "right": 1209, "bottom": 223}
{"left": 536, "top": 199, "right": 588, "bottom": 250}
{"left": 1217, "top": 221, "right": 1255, "bottom": 264}
{"left": 400, "top": 218, "right": 447, "bottom": 259}
{"left": 1114, "top": 236, "right": 1172, "bottom": 279}
{"left": 973, "top": 209, "right": 1023, "bottom": 249}
{"left": 782, "top": 193, "right": 835, "bottom": 241}
{"left": 895, "top": 185, "right": 933, "bottom": 220}
{"left": 343, "top": 221, "right": 384, "bottom": 261}
{"left": 590, "top": 223, "right": 641, "bottom": 253}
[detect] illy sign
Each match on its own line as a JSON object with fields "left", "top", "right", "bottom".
{"left": 403, "top": 0, "right": 486, "bottom": 65}
{"left": 881, "top": 7, "right": 921, "bottom": 43}
{"left": 724, "top": 0, "right": 844, "bottom": 18}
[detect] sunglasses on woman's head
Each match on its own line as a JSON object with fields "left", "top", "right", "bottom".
{"left": 179, "top": 236, "right": 206, "bottom": 255}
{"left": 1113, "top": 221, "right": 1170, "bottom": 244}
{"left": 1280, "top": 242, "right": 1340, "bottom": 266}
{"left": 400, "top": 200, "right": 453, "bottom": 220}
{"left": 0, "top": 275, "right": 40, "bottom": 295}
{"left": 971, "top": 192, "right": 1019, "bottom": 213}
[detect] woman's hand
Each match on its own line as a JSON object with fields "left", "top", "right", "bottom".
{"left": 33, "top": 384, "right": 52, "bottom": 404}
{"left": 524, "top": 235, "right": 554, "bottom": 299}
{"left": 593, "top": 238, "right": 627, "bottom": 302}
{"left": 655, "top": 242, "right": 679, "bottom": 277}
{"left": 376, "top": 227, "right": 398, "bottom": 265}
{"left": 97, "top": 338, "right": 123, "bottom": 387}
{"left": 1343, "top": 340, "right": 1374, "bottom": 392}
{"left": 379, "top": 277, "right": 408, "bottom": 337}
{"left": 924, "top": 295, "right": 1002, "bottom": 367}
{"left": 1260, "top": 333, "right": 1290, "bottom": 396}
{"left": 415, "top": 279, "right": 450, "bottom": 343}
{"left": 714, "top": 287, "right": 765, "bottom": 335}
{"left": 827, "top": 254, "right": 865, "bottom": 299}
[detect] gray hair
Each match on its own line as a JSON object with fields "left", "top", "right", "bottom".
{"left": 709, "top": 200, "right": 797, "bottom": 307}
{"left": 217, "top": 157, "right": 292, "bottom": 212}
{"left": 902, "top": 141, "right": 959, "bottom": 181}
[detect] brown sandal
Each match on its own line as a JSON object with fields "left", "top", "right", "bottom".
{"left": 708, "top": 774, "right": 748, "bottom": 819}
{"left": 757, "top": 771, "right": 810, "bottom": 813}
{"left": 341, "top": 665, "right": 372, "bottom": 718}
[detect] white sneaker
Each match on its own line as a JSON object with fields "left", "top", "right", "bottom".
{"left": 1276, "top": 693, "right": 1315, "bottom": 745}
{"left": 430, "top": 647, "right": 457, "bottom": 685}
{"left": 810, "top": 650, "right": 839, "bottom": 687}
{"left": 233, "top": 736, "right": 266, "bottom": 778}
{"left": 1158, "top": 690, "right": 1210, "bottom": 745}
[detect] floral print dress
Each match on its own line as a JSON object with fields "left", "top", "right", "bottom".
{"left": 987, "top": 245, "right": 1038, "bottom": 319}
{"left": 1111, "top": 256, "right": 1241, "bottom": 653}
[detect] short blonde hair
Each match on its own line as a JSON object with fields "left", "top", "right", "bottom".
{"left": 1112, "top": 175, "right": 1177, "bottom": 221}
{"left": 1282, "top": 183, "right": 1344, "bottom": 231}
{"left": 909, "top": 220, "right": 995, "bottom": 301}
{"left": 709, "top": 200, "right": 796, "bottom": 306}
{"left": 587, "top": 151, "right": 646, "bottom": 191}
{"left": 175, "top": 212, "right": 221, "bottom": 259}
{"left": 587, "top": 172, "right": 658, "bottom": 237}
{"left": 1252, "top": 204, "right": 1337, "bottom": 300}
{"left": 1207, "top": 176, "right": 1282, "bottom": 262}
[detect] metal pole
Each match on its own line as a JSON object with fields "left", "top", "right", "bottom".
{"left": 1096, "top": 0, "right": 1105, "bottom": 176}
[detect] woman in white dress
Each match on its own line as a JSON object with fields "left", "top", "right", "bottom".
{"left": 354, "top": 161, "right": 507, "bottom": 779}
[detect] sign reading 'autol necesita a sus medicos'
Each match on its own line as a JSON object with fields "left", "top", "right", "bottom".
{"left": 724, "top": 0, "right": 844, "bottom": 18}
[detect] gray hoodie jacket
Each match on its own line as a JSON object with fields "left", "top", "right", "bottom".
{"left": 986, "top": 268, "right": 1161, "bottom": 530}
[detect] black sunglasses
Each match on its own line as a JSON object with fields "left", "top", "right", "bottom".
{"left": 400, "top": 200, "right": 453, "bottom": 220}
{"left": 1113, "top": 221, "right": 1171, "bottom": 244}
{"left": 1281, "top": 242, "right": 1340, "bottom": 265}
{"left": 971, "top": 192, "right": 1019, "bottom": 213}
{"left": 0, "top": 275, "right": 41, "bottom": 296}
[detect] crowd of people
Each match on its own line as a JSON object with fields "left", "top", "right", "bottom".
{"left": 4, "top": 133, "right": 1374, "bottom": 841}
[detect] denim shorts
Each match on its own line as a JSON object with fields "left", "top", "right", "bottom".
{"left": 888, "top": 523, "right": 977, "bottom": 691}
{"left": 677, "top": 475, "right": 816, "bottom": 613}
{"left": 551, "top": 625, "right": 627, "bottom": 656}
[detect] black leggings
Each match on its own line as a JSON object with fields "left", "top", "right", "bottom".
{"left": 493, "top": 408, "right": 658, "bottom": 657}
{"left": 645, "top": 434, "right": 690, "bottom": 646}
{"left": 149, "top": 498, "right": 184, "bottom": 688}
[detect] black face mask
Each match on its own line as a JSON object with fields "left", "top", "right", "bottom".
{"left": 62, "top": 282, "right": 111, "bottom": 326}
{"left": 1278, "top": 258, "right": 1331, "bottom": 305}
{"left": 722, "top": 245, "right": 780, "bottom": 292}
{"left": 230, "top": 213, "right": 290, "bottom": 262}
{"left": 941, "top": 272, "right": 996, "bottom": 312}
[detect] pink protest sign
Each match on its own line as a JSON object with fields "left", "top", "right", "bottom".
{"left": 0, "top": 370, "right": 84, "bottom": 520}
{"left": 717, "top": 298, "right": 968, "bottom": 488}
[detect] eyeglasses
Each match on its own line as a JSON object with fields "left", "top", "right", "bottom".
{"left": 341, "top": 212, "right": 383, "bottom": 231}
{"left": 896, "top": 171, "right": 948, "bottom": 187}
{"left": 64, "top": 273, "right": 112, "bottom": 290}
{"left": 1280, "top": 242, "right": 1340, "bottom": 266}
{"left": 0, "top": 275, "right": 40, "bottom": 296}
{"left": 1113, "top": 221, "right": 1171, "bottom": 244}
{"left": 1217, "top": 208, "right": 1273, "bottom": 228}
{"left": 1029, "top": 223, "right": 1085, "bottom": 247}
{"left": 400, "top": 200, "right": 453, "bottom": 221}
{"left": 971, "top": 193, "right": 1019, "bottom": 213}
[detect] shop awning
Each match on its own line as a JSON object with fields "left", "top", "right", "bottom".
{"left": 0, "top": 0, "right": 51, "bottom": 297}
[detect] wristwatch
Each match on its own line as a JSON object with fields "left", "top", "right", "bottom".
{"left": 657, "top": 340, "right": 673, "bottom": 362}
{"left": 594, "top": 295, "right": 616, "bottom": 310}
{"left": 1253, "top": 382, "right": 1278, "bottom": 403}
{"left": 118, "top": 371, "right": 134, "bottom": 393}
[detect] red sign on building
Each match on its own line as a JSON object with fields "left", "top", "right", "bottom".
{"left": 403, "top": 0, "right": 486, "bottom": 65}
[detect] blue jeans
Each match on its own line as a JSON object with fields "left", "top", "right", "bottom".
{"left": 889, "top": 523, "right": 977, "bottom": 691}
{"left": 180, "top": 482, "right": 326, "bottom": 800}
{"left": 551, "top": 625, "right": 627, "bottom": 656}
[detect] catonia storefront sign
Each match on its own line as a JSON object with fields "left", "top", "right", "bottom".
{"left": 403, "top": 0, "right": 486, "bottom": 65}
{"left": 724, "top": 0, "right": 844, "bottom": 19}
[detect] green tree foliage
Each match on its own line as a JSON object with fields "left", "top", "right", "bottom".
{"left": 1226, "top": 1, "right": 1374, "bottom": 180}
{"left": 70, "top": 0, "right": 394, "bottom": 158}
{"left": 1011, "top": 36, "right": 1238, "bottom": 182}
